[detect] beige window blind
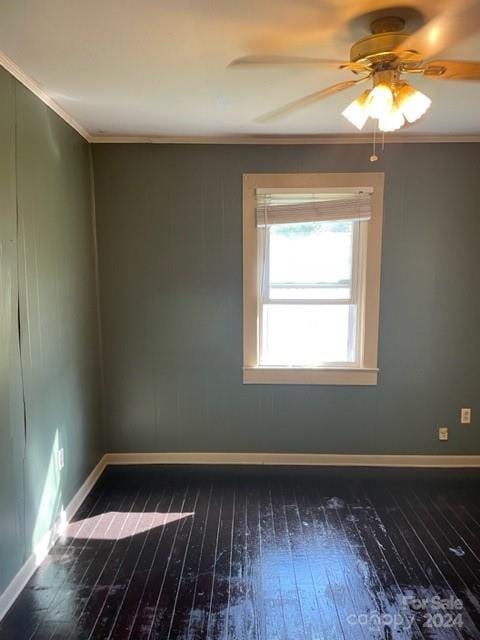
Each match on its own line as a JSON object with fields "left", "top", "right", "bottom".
{"left": 255, "top": 187, "right": 372, "bottom": 226}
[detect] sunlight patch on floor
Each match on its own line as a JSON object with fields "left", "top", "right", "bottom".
{"left": 65, "top": 511, "right": 194, "bottom": 540}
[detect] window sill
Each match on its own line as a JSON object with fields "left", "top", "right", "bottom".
{"left": 243, "top": 366, "right": 378, "bottom": 386}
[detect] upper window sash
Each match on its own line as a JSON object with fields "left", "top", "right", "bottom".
{"left": 259, "top": 219, "right": 363, "bottom": 307}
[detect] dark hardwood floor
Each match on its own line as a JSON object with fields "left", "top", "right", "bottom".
{"left": 2, "top": 465, "right": 480, "bottom": 639}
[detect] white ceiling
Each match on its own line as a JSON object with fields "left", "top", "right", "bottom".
{"left": 1, "top": 0, "right": 480, "bottom": 138}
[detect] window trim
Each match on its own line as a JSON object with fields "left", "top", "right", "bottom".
{"left": 243, "top": 172, "right": 384, "bottom": 386}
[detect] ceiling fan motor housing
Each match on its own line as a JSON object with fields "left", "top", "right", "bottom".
{"left": 350, "top": 32, "right": 413, "bottom": 65}
{"left": 350, "top": 17, "right": 421, "bottom": 67}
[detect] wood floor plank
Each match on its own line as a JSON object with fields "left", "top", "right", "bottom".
{"left": 127, "top": 482, "right": 191, "bottom": 639}
{"left": 236, "top": 485, "right": 258, "bottom": 640}
{"left": 293, "top": 478, "right": 347, "bottom": 640}
{"left": 389, "top": 488, "right": 480, "bottom": 633}
{"left": 226, "top": 481, "right": 248, "bottom": 640}
{"left": 41, "top": 492, "right": 131, "bottom": 634}
{"left": 88, "top": 487, "right": 162, "bottom": 639}
{"left": 435, "top": 499, "right": 480, "bottom": 565}
{"left": 66, "top": 488, "right": 145, "bottom": 639}
{"left": 204, "top": 480, "right": 236, "bottom": 639}
{"left": 186, "top": 480, "right": 224, "bottom": 640}
{"left": 257, "top": 482, "right": 287, "bottom": 640}
{"left": 107, "top": 479, "right": 175, "bottom": 639}
{"left": 365, "top": 483, "right": 473, "bottom": 640}
{"left": 281, "top": 476, "right": 329, "bottom": 640}
{"left": 336, "top": 492, "right": 424, "bottom": 640}
{"left": 163, "top": 481, "right": 214, "bottom": 640}
{"left": 268, "top": 476, "right": 308, "bottom": 640}
{"left": 146, "top": 485, "right": 201, "bottom": 639}
{"left": 306, "top": 480, "right": 370, "bottom": 640}
{"left": 409, "top": 488, "right": 480, "bottom": 578}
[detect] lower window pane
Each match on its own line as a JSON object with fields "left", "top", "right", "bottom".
{"left": 261, "top": 304, "right": 355, "bottom": 366}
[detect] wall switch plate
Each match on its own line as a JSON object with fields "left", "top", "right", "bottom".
{"left": 438, "top": 427, "right": 449, "bottom": 441}
{"left": 57, "top": 448, "right": 65, "bottom": 471}
{"left": 461, "top": 408, "right": 472, "bottom": 424}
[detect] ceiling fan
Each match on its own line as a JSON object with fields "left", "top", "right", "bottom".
{"left": 228, "top": 0, "right": 480, "bottom": 133}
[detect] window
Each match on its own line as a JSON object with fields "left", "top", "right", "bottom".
{"left": 243, "top": 173, "right": 384, "bottom": 385}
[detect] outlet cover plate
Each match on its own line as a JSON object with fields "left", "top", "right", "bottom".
{"left": 439, "top": 427, "right": 449, "bottom": 441}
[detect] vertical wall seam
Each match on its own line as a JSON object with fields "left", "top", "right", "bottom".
{"left": 88, "top": 145, "right": 106, "bottom": 454}
{"left": 13, "top": 80, "right": 28, "bottom": 562}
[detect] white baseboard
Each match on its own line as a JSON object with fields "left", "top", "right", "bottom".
{"left": 0, "top": 554, "right": 37, "bottom": 625}
{"left": 63, "top": 456, "right": 108, "bottom": 524}
{"left": 0, "top": 454, "right": 107, "bottom": 623}
{"left": 104, "top": 452, "right": 480, "bottom": 468}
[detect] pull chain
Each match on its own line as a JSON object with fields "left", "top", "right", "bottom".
{"left": 370, "top": 122, "right": 378, "bottom": 162}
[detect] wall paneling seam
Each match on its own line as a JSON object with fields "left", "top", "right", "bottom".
{"left": 88, "top": 145, "right": 106, "bottom": 453}
{"left": 13, "top": 81, "right": 27, "bottom": 562}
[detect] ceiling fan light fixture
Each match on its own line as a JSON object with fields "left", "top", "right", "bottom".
{"left": 341, "top": 90, "right": 370, "bottom": 130}
{"left": 366, "top": 83, "right": 394, "bottom": 120}
{"left": 234, "top": 5, "right": 480, "bottom": 140}
{"left": 395, "top": 83, "right": 432, "bottom": 123}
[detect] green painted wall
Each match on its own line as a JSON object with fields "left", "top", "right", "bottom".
{"left": 0, "top": 73, "right": 479, "bottom": 598}
{"left": 93, "top": 142, "right": 480, "bottom": 456}
{"left": 0, "top": 68, "right": 102, "bottom": 594}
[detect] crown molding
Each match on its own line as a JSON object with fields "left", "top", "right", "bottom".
{"left": 90, "top": 133, "right": 480, "bottom": 144}
{"left": 2, "top": 50, "right": 480, "bottom": 146}
{"left": 0, "top": 49, "right": 92, "bottom": 142}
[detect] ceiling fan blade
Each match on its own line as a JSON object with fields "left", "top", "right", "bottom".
{"left": 228, "top": 55, "right": 367, "bottom": 72}
{"left": 395, "top": 0, "right": 480, "bottom": 59}
{"left": 257, "top": 78, "right": 368, "bottom": 123}
{"left": 424, "top": 59, "right": 480, "bottom": 81}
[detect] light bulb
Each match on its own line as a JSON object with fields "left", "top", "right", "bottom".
{"left": 341, "top": 90, "right": 370, "bottom": 130}
{"left": 396, "top": 83, "right": 431, "bottom": 123}
{"left": 366, "top": 84, "right": 394, "bottom": 120}
{"left": 378, "top": 104, "right": 405, "bottom": 132}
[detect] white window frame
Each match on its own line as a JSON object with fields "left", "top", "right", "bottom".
{"left": 243, "top": 172, "right": 384, "bottom": 385}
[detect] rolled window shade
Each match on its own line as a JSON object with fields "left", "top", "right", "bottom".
{"left": 255, "top": 188, "right": 372, "bottom": 226}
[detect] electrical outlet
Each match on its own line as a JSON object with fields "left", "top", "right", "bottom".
{"left": 438, "top": 427, "right": 449, "bottom": 441}
{"left": 57, "top": 448, "right": 64, "bottom": 471}
{"left": 461, "top": 408, "right": 472, "bottom": 424}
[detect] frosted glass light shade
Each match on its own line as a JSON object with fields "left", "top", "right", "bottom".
{"left": 378, "top": 104, "right": 405, "bottom": 132}
{"left": 341, "top": 90, "right": 370, "bottom": 130}
{"left": 396, "top": 83, "right": 432, "bottom": 123}
{"left": 366, "top": 84, "right": 394, "bottom": 120}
